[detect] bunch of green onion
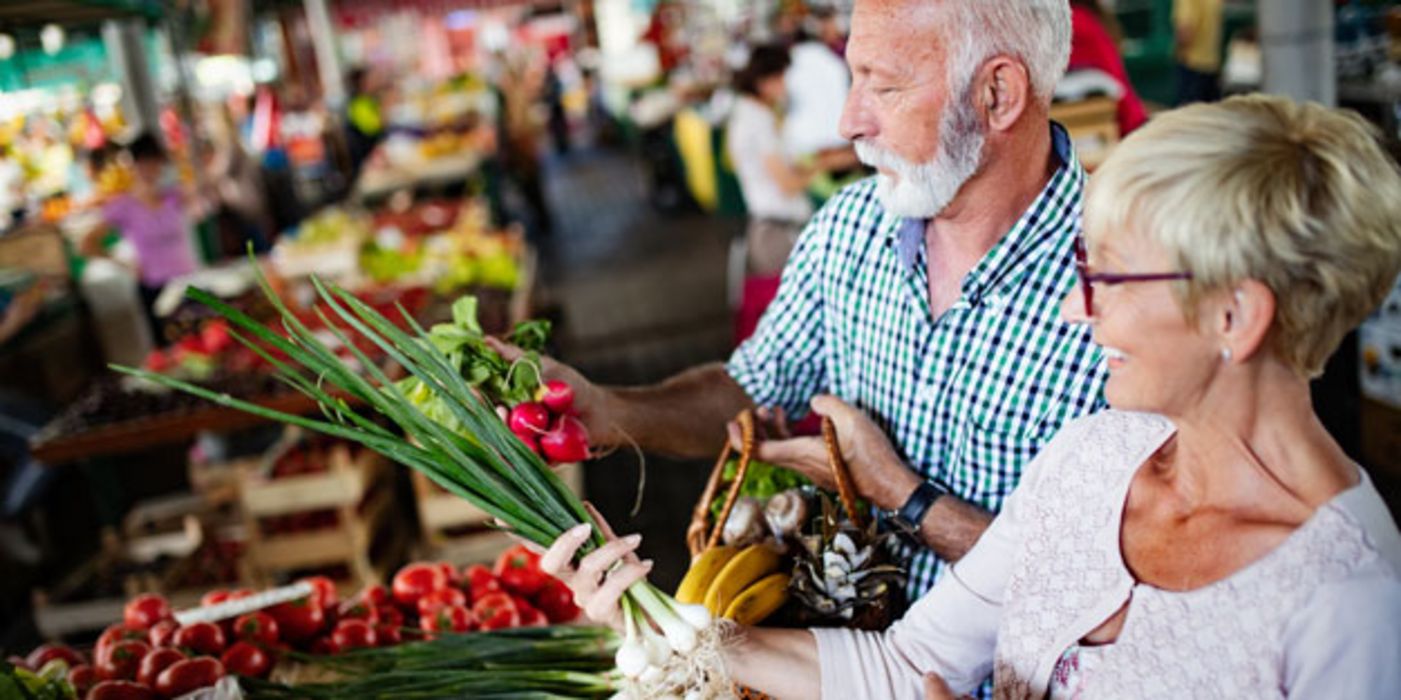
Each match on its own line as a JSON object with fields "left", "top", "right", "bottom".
{"left": 243, "top": 627, "right": 619, "bottom": 699}
{"left": 115, "top": 275, "right": 726, "bottom": 697}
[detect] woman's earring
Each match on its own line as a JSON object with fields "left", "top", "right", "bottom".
{"left": 1221, "top": 347, "right": 1233, "bottom": 364}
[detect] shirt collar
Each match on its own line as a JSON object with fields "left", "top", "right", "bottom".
{"left": 889, "top": 123, "right": 1082, "bottom": 299}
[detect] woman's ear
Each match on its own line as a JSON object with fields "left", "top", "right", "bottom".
{"left": 978, "top": 56, "right": 1031, "bottom": 133}
{"left": 1219, "top": 280, "right": 1275, "bottom": 366}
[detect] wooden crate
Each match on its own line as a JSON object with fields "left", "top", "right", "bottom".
{"left": 1050, "top": 97, "right": 1120, "bottom": 170}
{"left": 238, "top": 444, "right": 402, "bottom": 593}
{"left": 412, "top": 462, "right": 584, "bottom": 563}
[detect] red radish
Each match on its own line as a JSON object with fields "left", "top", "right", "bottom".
{"left": 508, "top": 402, "right": 550, "bottom": 435}
{"left": 512, "top": 428, "right": 541, "bottom": 455}
{"left": 537, "top": 381, "right": 575, "bottom": 414}
{"left": 539, "top": 416, "right": 589, "bottom": 463}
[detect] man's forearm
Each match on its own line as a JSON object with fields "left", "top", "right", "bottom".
{"left": 916, "top": 495, "right": 993, "bottom": 563}
{"left": 604, "top": 362, "right": 753, "bottom": 459}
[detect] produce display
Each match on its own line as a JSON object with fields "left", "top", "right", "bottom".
{"left": 5, "top": 550, "right": 585, "bottom": 700}
{"left": 118, "top": 274, "right": 724, "bottom": 697}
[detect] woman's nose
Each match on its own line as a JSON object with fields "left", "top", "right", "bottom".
{"left": 1061, "top": 283, "right": 1090, "bottom": 324}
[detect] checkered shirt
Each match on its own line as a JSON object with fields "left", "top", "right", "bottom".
{"left": 727, "top": 126, "right": 1108, "bottom": 599}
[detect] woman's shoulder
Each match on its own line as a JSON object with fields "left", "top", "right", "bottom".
{"left": 1015, "top": 410, "right": 1173, "bottom": 502}
{"left": 1330, "top": 470, "right": 1401, "bottom": 574}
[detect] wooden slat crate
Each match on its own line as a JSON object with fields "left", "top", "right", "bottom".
{"left": 1050, "top": 96, "right": 1120, "bottom": 170}
{"left": 238, "top": 444, "right": 403, "bottom": 593}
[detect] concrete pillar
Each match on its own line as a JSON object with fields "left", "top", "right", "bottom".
{"left": 102, "top": 19, "right": 160, "bottom": 135}
{"left": 1258, "top": 0, "right": 1335, "bottom": 106}
{"left": 303, "top": 0, "right": 345, "bottom": 108}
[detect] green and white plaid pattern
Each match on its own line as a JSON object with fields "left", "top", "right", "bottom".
{"left": 728, "top": 127, "right": 1108, "bottom": 598}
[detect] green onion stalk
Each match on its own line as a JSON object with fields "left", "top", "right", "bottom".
{"left": 113, "top": 274, "right": 731, "bottom": 698}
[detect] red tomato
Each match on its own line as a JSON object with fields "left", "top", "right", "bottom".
{"left": 173, "top": 622, "right": 226, "bottom": 657}
{"left": 122, "top": 594, "right": 171, "bottom": 631}
{"left": 336, "top": 598, "right": 380, "bottom": 624}
{"left": 267, "top": 595, "right": 327, "bottom": 643}
{"left": 231, "top": 611, "right": 279, "bottom": 646}
{"left": 514, "top": 598, "right": 548, "bottom": 628}
{"left": 25, "top": 643, "right": 85, "bottom": 670}
{"left": 471, "top": 593, "right": 520, "bottom": 631}
{"left": 86, "top": 680, "right": 157, "bottom": 700}
{"left": 376, "top": 606, "right": 405, "bottom": 629}
{"left": 415, "top": 587, "right": 467, "bottom": 617}
{"left": 155, "top": 657, "right": 225, "bottom": 698}
{"left": 95, "top": 624, "right": 147, "bottom": 660}
{"left": 220, "top": 642, "right": 272, "bottom": 679}
{"left": 199, "top": 589, "right": 231, "bottom": 608}
{"left": 135, "top": 648, "right": 184, "bottom": 687}
{"left": 374, "top": 623, "right": 402, "bottom": 646}
{"left": 66, "top": 664, "right": 97, "bottom": 696}
{"left": 462, "top": 564, "right": 503, "bottom": 603}
{"left": 532, "top": 579, "right": 580, "bottom": 624}
{"left": 329, "top": 619, "right": 378, "bottom": 651}
{"left": 391, "top": 563, "right": 449, "bottom": 608}
{"left": 95, "top": 640, "right": 149, "bottom": 681}
{"left": 358, "top": 584, "right": 391, "bottom": 609}
{"left": 418, "top": 604, "right": 473, "bottom": 639}
{"left": 298, "top": 576, "right": 339, "bottom": 610}
{"left": 493, "top": 545, "right": 548, "bottom": 597}
{"left": 146, "top": 620, "right": 179, "bottom": 649}
{"left": 435, "top": 562, "right": 459, "bottom": 586}
{"left": 309, "top": 636, "right": 340, "bottom": 656}
{"left": 226, "top": 588, "right": 255, "bottom": 600}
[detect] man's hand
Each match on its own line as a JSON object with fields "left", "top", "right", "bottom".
{"left": 486, "top": 337, "right": 622, "bottom": 446}
{"left": 727, "top": 395, "right": 920, "bottom": 511}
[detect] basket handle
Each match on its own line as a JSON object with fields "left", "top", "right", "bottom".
{"left": 687, "top": 410, "right": 867, "bottom": 557}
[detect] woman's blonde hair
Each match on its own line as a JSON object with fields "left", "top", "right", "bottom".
{"left": 1085, "top": 94, "right": 1401, "bottom": 378}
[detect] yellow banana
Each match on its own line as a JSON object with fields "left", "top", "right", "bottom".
{"left": 675, "top": 545, "right": 740, "bottom": 605}
{"left": 723, "top": 572, "right": 791, "bottom": 625}
{"left": 703, "top": 543, "right": 783, "bottom": 615}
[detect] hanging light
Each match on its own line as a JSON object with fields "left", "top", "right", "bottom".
{"left": 0, "top": 34, "right": 14, "bottom": 61}
{"left": 40, "top": 24, "right": 65, "bottom": 55}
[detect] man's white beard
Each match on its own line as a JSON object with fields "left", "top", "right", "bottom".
{"left": 855, "top": 92, "right": 987, "bottom": 219}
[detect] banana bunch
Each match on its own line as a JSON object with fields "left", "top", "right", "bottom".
{"left": 674, "top": 543, "right": 790, "bottom": 625}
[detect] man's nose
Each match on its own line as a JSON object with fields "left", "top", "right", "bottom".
{"left": 839, "top": 89, "right": 874, "bottom": 142}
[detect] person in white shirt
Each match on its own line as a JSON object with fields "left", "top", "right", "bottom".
{"left": 726, "top": 44, "right": 818, "bottom": 276}
{"left": 539, "top": 94, "right": 1401, "bottom": 699}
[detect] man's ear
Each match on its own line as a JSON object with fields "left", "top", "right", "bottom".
{"left": 977, "top": 56, "right": 1032, "bottom": 133}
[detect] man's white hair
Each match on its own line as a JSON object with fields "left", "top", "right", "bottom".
{"left": 943, "top": 1, "right": 1071, "bottom": 102}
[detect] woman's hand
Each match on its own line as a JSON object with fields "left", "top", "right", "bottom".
{"left": 727, "top": 395, "right": 920, "bottom": 511}
{"left": 537, "top": 503, "right": 653, "bottom": 629}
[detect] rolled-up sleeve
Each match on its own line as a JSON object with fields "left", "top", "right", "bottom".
{"left": 727, "top": 219, "right": 830, "bottom": 417}
{"left": 809, "top": 424, "right": 1066, "bottom": 698}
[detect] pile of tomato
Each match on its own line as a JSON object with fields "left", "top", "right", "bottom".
{"left": 6, "top": 545, "right": 579, "bottom": 700}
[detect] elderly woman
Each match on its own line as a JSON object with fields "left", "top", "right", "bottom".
{"left": 542, "top": 94, "right": 1401, "bottom": 698}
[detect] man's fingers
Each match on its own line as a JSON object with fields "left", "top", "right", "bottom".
{"left": 809, "top": 394, "right": 850, "bottom": 418}
{"left": 754, "top": 437, "right": 837, "bottom": 489}
{"left": 539, "top": 523, "right": 591, "bottom": 578}
{"left": 484, "top": 336, "right": 524, "bottom": 361}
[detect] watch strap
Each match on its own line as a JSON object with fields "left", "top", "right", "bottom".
{"left": 893, "top": 480, "right": 947, "bottom": 538}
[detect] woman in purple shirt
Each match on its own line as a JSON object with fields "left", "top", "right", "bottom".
{"left": 84, "top": 133, "right": 199, "bottom": 340}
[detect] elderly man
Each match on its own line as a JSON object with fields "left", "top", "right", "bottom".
{"left": 497, "top": 0, "right": 1103, "bottom": 602}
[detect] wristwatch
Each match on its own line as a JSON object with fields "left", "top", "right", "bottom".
{"left": 887, "top": 480, "right": 948, "bottom": 544}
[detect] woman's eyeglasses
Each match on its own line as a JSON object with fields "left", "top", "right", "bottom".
{"left": 1074, "top": 235, "right": 1193, "bottom": 316}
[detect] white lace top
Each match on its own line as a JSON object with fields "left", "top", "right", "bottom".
{"left": 813, "top": 411, "right": 1401, "bottom": 699}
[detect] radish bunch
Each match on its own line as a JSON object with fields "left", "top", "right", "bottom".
{"left": 506, "top": 380, "right": 590, "bottom": 464}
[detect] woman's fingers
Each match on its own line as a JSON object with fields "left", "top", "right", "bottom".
{"left": 575, "top": 534, "right": 642, "bottom": 587}
{"left": 585, "top": 560, "right": 653, "bottom": 624}
{"left": 584, "top": 502, "right": 641, "bottom": 564}
{"left": 539, "top": 523, "right": 592, "bottom": 579}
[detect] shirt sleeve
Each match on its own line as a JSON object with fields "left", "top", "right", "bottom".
{"left": 810, "top": 417, "right": 1070, "bottom": 697}
{"left": 1282, "top": 572, "right": 1401, "bottom": 698}
{"left": 726, "top": 211, "right": 830, "bottom": 417}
